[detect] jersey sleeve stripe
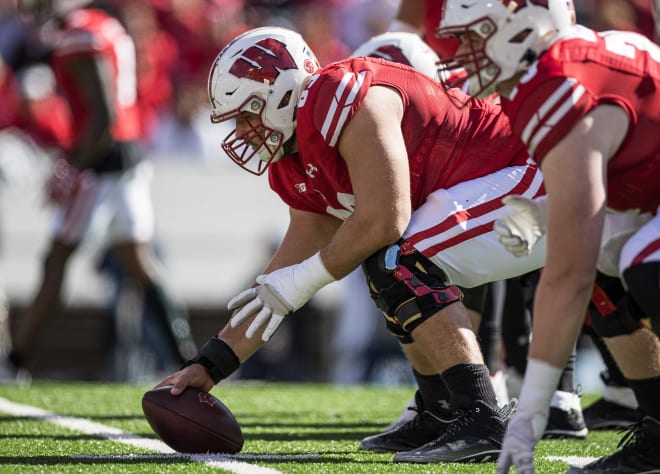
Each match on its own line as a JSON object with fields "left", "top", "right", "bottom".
{"left": 528, "top": 84, "right": 585, "bottom": 155}
{"left": 521, "top": 77, "right": 576, "bottom": 144}
{"left": 320, "top": 71, "right": 366, "bottom": 147}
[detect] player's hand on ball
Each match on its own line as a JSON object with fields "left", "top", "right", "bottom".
{"left": 155, "top": 364, "right": 214, "bottom": 396}
{"left": 494, "top": 195, "right": 547, "bottom": 257}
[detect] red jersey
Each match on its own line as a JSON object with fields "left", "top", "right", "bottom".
{"left": 500, "top": 27, "right": 660, "bottom": 214}
{"left": 269, "top": 57, "right": 528, "bottom": 219}
{"left": 50, "top": 8, "right": 141, "bottom": 143}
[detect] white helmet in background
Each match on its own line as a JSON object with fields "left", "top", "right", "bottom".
{"left": 352, "top": 32, "right": 440, "bottom": 80}
{"left": 437, "top": 0, "right": 576, "bottom": 99}
{"left": 208, "top": 27, "right": 320, "bottom": 175}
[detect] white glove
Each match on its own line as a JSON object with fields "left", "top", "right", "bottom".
{"left": 497, "top": 358, "right": 561, "bottom": 474}
{"left": 493, "top": 196, "right": 547, "bottom": 257}
{"left": 497, "top": 411, "right": 542, "bottom": 474}
{"left": 228, "top": 252, "right": 335, "bottom": 341}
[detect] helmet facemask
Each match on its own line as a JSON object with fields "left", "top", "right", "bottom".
{"left": 212, "top": 95, "right": 286, "bottom": 176}
{"left": 437, "top": 0, "right": 577, "bottom": 108}
{"left": 436, "top": 19, "right": 501, "bottom": 107}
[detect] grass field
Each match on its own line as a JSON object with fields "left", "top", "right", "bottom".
{"left": 0, "top": 382, "right": 626, "bottom": 473}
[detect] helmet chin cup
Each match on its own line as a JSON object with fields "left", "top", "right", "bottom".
{"left": 221, "top": 126, "right": 284, "bottom": 176}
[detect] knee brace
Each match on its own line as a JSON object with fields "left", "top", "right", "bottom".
{"left": 362, "top": 241, "right": 463, "bottom": 343}
{"left": 589, "top": 277, "right": 643, "bottom": 338}
{"left": 623, "top": 262, "right": 660, "bottom": 336}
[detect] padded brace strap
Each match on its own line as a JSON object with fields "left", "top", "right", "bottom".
{"left": 184, "top": 337, "right": 240, "bottom": 384}
{"left": 364, "top": 241, "right": 463, "bottom": 338}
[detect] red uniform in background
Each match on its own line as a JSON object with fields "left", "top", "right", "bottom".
{"left": 500, "top": 27, "right": 660, "bottom": 215}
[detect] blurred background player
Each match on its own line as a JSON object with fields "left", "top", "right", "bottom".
{"left": 2, "top": 0, "right": 197, "bottom": 380}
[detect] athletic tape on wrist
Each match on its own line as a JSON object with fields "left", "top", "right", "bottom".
{"left": 185, "top": 337, "right": 240, "bottom": 384}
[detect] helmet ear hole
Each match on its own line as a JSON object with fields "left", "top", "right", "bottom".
{"left": 510, "top": 28, "right": 533, "bottom": 44}
{"left": 277, "top": 90, "right": 293, "bottom": 109}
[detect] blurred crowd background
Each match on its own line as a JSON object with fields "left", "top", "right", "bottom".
{"left": 0, "top": 0, "right": 657, "bottom": 385}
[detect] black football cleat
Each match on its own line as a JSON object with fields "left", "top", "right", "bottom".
{"left": 359, "top": 409, "right": 455, "bottom": 453}
{"left": 583, "top": 397, "right": 639, "bottom": 430}
{"left": 543, "top": 390, "right": 588, "bottom": 439}
{"left": 567, "top": 415, "right": 660, "bottom": 473}
{"left": 393, "top": 399, "right": 514, "bottom": 464}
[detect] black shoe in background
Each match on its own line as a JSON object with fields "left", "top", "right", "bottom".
{"left": 567, "top": 415, "right": 660, "bottom": 473}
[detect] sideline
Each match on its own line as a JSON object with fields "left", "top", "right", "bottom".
{"left": 0, "top": 396, "right": 281, "bottom": 474}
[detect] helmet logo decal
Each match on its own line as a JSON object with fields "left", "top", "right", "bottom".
{"left": 367, "top": 45, "right": 412, "bottom": 67}
{"left": 230, "top": 38, "right": 298, "bottom": 84}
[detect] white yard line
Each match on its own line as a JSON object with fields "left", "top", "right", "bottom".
{"left": 545, "top": 455, "right": 598, "bottom": 467}
{"left": 0, "top": 396, "right": 281, "bottom": 474}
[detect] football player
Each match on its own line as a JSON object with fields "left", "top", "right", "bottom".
{"left": 4, "top": 0, "right": 197, "bottom": 379}
{"left": 351, "top": 31, "right": 587, "bottom": 454}
{"left": 437, "top": 1, "right": 660, "bottom": 473}
{"left": 367, "top": 0, "right": 589, "bottom": 448}
{"left": 155, "top": 25, "right": 557, "bottom": 465}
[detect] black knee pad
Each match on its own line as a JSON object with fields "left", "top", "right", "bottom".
{"left": 623, "top": 262, "right": 660, "bottom": 335}
{"left": 362, "top": 241, "right": 463, "bottom": 340}
{"left": 589, "top": 277, "right": 643, "bottom": 338}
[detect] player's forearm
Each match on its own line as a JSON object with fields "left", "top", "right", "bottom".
{"left": 320, "top": 210, "right": 407, "bottom": 280}
{"left": 528, "top": 273, "right": 593, "bottom": 368}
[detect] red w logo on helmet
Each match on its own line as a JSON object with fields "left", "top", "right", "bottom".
{"left": 230, "top": 38, "right": 298, "bottom": 84}
{"left": 368, "top": 45, "right": 412, "bottom": 67}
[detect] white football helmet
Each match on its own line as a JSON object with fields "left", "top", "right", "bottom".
{"left": 208, "top": 27, "right": 320, "bottom": 175}
{"left": 437, "top": 0, "right": 576, "bottom": 101}
{"left": 352, "top": 32, "right": 440, "bottom": 80}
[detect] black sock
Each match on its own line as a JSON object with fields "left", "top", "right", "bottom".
{"left": 478, "top": 281, "right": 504, "bottom": 374}
{"left": 556, "top": 348, "right": 576, "bottom": 392}
{"left": 442, "top": 363, "right": 497, "bottom": 410}
{"left": 413, "top": 369, "right": 452, "bottom": 416}
{"left": 629, "top": 375, "right": 660, "bottom": 420}
{"left": 501, "top": 278, "right": 531, "bottom": 375}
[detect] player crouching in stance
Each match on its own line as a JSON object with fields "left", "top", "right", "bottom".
{"left": 154, "top": 26, "right": 556, "bottom": 464}
{"left": 436, "top": 0, "right": 660, "bottom": 472}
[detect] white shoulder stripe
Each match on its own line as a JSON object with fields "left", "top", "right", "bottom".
{"left": 521, "top": 77, "right": 577, "bottom": 144}
{"left": 321, "top": 71, "right": 367, "bottom": 147}
{"left": 528, "top": 84, "right": 585, "bottom": 155}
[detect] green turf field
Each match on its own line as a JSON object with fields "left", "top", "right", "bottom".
{"left": 0, "top": 382, "right": 625, "bottom": 473}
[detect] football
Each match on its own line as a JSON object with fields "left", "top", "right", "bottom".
{"left": 141, "top": 386, "right": 244, "bottom": 454}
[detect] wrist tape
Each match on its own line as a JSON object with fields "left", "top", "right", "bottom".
{"left": 184, "top": 337, "right": 240, "bottom": 384}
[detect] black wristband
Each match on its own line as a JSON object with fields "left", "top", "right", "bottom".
{"left": 184, "top": 337, "right": 240, "bottom": 384}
